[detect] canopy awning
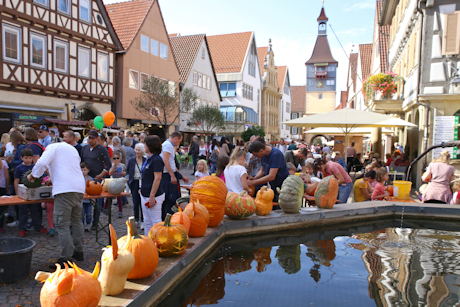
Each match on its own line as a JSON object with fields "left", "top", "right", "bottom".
{"left": 304, "top": 127, "right": 395, "bottom": 135}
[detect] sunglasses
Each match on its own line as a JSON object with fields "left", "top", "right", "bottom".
{"left": 113, "top": 157, "right": 120, "bottom": 160}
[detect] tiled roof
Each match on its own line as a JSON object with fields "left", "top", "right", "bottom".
{"left": 359, "top": 44, "right": 373, "bottom": 81}
{"left": 376, "top": 0, "right": 389, "bottom": 73}
{"left": 317, "top": 7, "right": 329, "bottom": 22}
{"left": 291, "top": 86, "right": 306, "bottom": 113}
{"left": 348, "top": 53, "right": 358, "bottom": 93}
{"left": 257, "top": 47, "right": 268, "bottom": 76}
{"left": 106, "top": 0, "right": 153, "bottom": 50}
{"left": 306, "top": 36, "right": 338, "bottom": 65}
{"left": 207, "top": 31, "right": 253, "bottom": 74}
{"left": 169, "top": 34, "right": 205, "bottom": 84}
{"left": 276, "top": 66, "right": 287, "bottom": 92}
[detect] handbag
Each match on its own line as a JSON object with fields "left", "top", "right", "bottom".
{"left": 209, "top": 149, "right": 218, "bottom": 163}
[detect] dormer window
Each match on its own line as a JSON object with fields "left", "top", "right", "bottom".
{"left": 315, "top": 64, "right": 327, "bottom": 78}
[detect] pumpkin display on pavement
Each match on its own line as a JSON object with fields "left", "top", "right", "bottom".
{"left": 148, "top": 213, "right": 189, "bottom": 257}
{"left": 190, "top": 176, "right": 227, "bottom": 227}
{"left": 314, "top": 175, "right": 339, "bottom": 209}
{"left": 253, "top": 247, "right": 272, "bottom": 273}
{"left": 276, "top": 175, "right": 305, "bottom": 213}
{"left": 225, "top": 191, "right": 256, "bottom": 220}
{"left": 100, "top": 225, "right": 135, "bottom": 296}
{"left": 184, "top": 200, "right": 209, "bottom": 237}
{"left": 118, "top": 217, "right": 159, "bottom": 279}
{"left": 39, "top": 262, "right": 101, "bottom": 307}
{"left": 254, "top": 186, "right": 274, "bottom": 216}
{"left": 171, "top": 208, "right": 191, "bottom": 233}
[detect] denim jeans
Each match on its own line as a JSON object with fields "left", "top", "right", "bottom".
{"left": 338, "top": 182, "right": 353, "bottom": 203}
{"left": 18, "top": 203, "right": 41, "bottom": 231}
{"left": 81, "top": 202, "right": 92, "bottom": 225}
{"left": 192, "top": 155, "right": 198, "bottom": 173}
{"left": 210, "top": 162, "right": 217, "bottom": 174}
{"left": 130, "top": 180, "right": 142, "bottom": 222}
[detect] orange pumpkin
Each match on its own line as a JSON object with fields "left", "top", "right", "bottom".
{"left": 308, "top": 186, "right": 318, "bottom": 197}
{"left": 118, "top": 217, "right": 159, "bottom": 279}
{"left": 253, "top": 247, "right": 272, "bottom": 273}
{"left": 184, "top": 200, "right": 209, "bottom": 237}
{"left": 314, "top": 176, "right": 339, "bottom": 209}
{"left": 225, "top": 191, "right": 256, "bottom": 220}
{"left": 148, "top": 214, "right": 189, "bottom": 257}
{"left": 248, "top": 185, "right": 256, "bottom": 197}
{"left": 190, "top": 176, "right": 227, "bottom": 227}
{"left": 40, "top": 262, "right": 101, "bottom": 307}
{"left": 254, "top": 186, "right": 274, "bottom": 216}
{"left": 171, "top": 208, "right": 191, "bottom": 233}
{"left": 387, "top": 185, "right": 394, "bottom": 196}
{"left": 86, "top": 179, "right": 102, "bottom": 196}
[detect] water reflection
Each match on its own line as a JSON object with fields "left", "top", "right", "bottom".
{"left": 253, "top": 247, "right": 272, "bottom": 272}
{"left": 275, "top": 245, "right": 301, "bottom": 274}
{"left": 305, "top": 239, "right": 336, "bottom": 283}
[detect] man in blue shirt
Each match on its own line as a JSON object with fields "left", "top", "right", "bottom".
{"left": 248, "top": 141, "right": 289, "bottom": 203}
{"left": 38, "top": 125, "right": 52, "bottom": 147}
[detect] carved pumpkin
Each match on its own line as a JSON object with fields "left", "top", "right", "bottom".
{"left": 100, "top": 224, "right": 135, "bottom": 296}
{"left": 118, "top": 217, "right": 159, "bottom": 279}
{"left": 276, "top": 245, "right": 301, "bottom": 274}
{"left": 276, "top": 175, "right": 304, "bottom": 213}
{"left": 184, "top": 200, "right": 209, "bottom": 237}
{"left": 40, "top": 262, "right": 101, "bottom": 307}
{"left": 184, "top": 259, "right": 225, "bottom": 305}
{"left": 253, "top": 247, "right": 272, "bottom": 273}
{"left": 148, "top": 214, "right": 189, "bottom": 257}
{"left": 223, "top": 250, "right": 255, "bottom": 275}
{"left": 314, "top": 176, "right": 339, "bottom": 209}
{"left": 190, "top": 176, "right": 227, "bottom": 227}
{"left": 86, "top": 179, "right": 103, "bottom": 196}
{"left": 170, "top": 208, "right": 191, "bottom": 233}
{"left": 387, "top": 185, "right": 394, "bottom": 196}
{"left": 225, "top": 191, "right": 256, "bottom": 220}
{"left": 254, "top": 186, "right": 274, "bottom": 216}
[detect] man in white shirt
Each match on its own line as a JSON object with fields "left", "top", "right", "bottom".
{"left": 322, "top": 145, "right": 331, "bottom": 155}
{"left": 27, "top": 142, "right": 85, "bottom": 268}
{"left": 277, "top": 139, "right": 287, "bottom": 155}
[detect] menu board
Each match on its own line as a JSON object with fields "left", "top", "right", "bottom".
{"left": 433, "top": 116, "right": 457, "bottom": 159}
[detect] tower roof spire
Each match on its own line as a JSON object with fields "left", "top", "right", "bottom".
{"left": 317, "top": 2, "right": 328, "bottom": 22}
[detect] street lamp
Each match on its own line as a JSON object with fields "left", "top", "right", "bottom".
{"left": 70, "top": 103, "right": 80, "bottom": 120}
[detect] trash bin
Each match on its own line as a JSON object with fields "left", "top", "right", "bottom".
{"left": 393, "top": 180, "right": 412, "bottom": 200}
{"left": 0, "top": 238, "right": 36, "bottom": 283}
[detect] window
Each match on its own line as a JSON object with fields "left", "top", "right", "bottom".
{"left": 292, "top": 113, "right": 298, "bottom": 119}
{"left": 286, "top": 102, "right": 290, "bottom": 113}
{"left": 319, "top": 93, "right": 323, "bottom": 99}
{"left": 141, "top": 35, "right": 149, "bottom": 53}
{"left": 292, "top": 127, "right": 298, "bottom": 134}
{"left": 78, "top": 47, "right": 90, "bottom": 77}
{"left": 193, "top": 72, "right": 197, "bottom": 85}
{"left": 79, "top": 0, "right": 90, "bottom": 23}
{"left": 207, "top": 76, "right": 211, "bottom": 90}
{"left": 34, "top": 0, "right": 48, "bottom": 7}
{"left": 30, "top": 33, "right": 46, "bottom": 69}
{"left": 326, "top": 80, "right": 335, "bottom": 86}
{"left": 97, "top": 52, "right": 108, "bottom": 82}
{"left": 442, "top": 12, "right": 460, "bottom": 55}
{"left": 168, "top": 81, "right": 175, "bottom": 97}
{"left": 140, "top": 73, "right": 149, "bottom": 91}
{"left": 284, "top": 84, "right": 290, "bottom": 95}
{"left": 129, "top": 70, "right": 139, "bottom": 89}
{"left": 54, "top": 40, "right": 68, "bottom": 73}
{"left": 151, "top": 39, "right": 159, "bottom": 56}
{"left": 201, "top": 48, "right": 205, "bottom": 59}
{"left": 2, "top": 24, "right": 21, "bottom": 64}
{"left": 248, "top": 43, "right": 256, "bottom": 77}
{"left": 310, "top": 81, "right": 314, "bottom": 86}
{"left": 242, "top": 84, "right": 253, "bottom": 100}
{"left": 198, "top": 74, "right": 202, "bottom": 87}
{"left": 160, "top": 43, "right": 168, "bottom": 59}
{"left": 220, "top": 82, "right": 236, "bottom": 97}
{"left": 327, "top": 65, "right": 335, "bottom": 72}
{"left": 57, "top": 0, "right": 70, "bottom": 14}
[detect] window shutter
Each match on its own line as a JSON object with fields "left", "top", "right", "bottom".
{"left": 442, "top": 12, "right": 460, "bottom": 56}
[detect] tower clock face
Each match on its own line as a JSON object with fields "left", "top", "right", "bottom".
{"left": 316, "top": 81, "right": 323, "bottom": 88}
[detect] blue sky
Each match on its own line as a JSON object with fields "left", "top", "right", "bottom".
{"left": 103, "top": 0, "right": 378, "bottom": 104}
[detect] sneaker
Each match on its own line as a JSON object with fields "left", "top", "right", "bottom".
{"left": 7, "top": 220, "right": 18, "bottom": 227}
{"left": 49, "top": 229, "right": 55, "bottom": 237}
{"left": 0, "top": 228, "right": 5, "bottom": 233}
{"left": 18, "top": 230, "right": 26, "bottom": 237}
{"left": 49, "top": 257, "right": 71, "bottom": 269}
{"left": 118, "top": 212, "right": 122, "bottom": 218}
{"left": 26, "top": 223, "right": 34, "bottom": 231}
{"left": 40, "top": 226, "right": 49, "bottom": 235}
{"left": 85, "top": 224, "right": 91, "bottom": 232}
{"left": 72, "top": 251, "right": 84, "bottom": 261}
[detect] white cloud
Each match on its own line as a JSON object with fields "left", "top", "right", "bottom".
{"left": 344, "top": 1, "right": 375, "bottom": 12}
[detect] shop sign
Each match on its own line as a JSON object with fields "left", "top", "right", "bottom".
{"left": 12, "top": 113, "right": 46, "bottom": 123}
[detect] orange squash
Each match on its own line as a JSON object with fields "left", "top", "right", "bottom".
{"left": 225, "top": 191, "right": 256, "bottom": 220}
{"left": 248, "top": 185, "right": 256, "bottom": 197}
{"left": 190, "top": 176, "right": 227, "bottom": 227}
{"left": 118, "top": 217, "right": 159, "bottom": 279}
{"left": 387, "top": 185, "right": 394, "bottom": 196}
{"left": 40, "top": 262, "right": 101, "bottom": 307}
{"left": 184, "top": 200, "right": 209, "bottom": 237}
{"left": 254, "top": 186, "right": 274, "bottom": 216}
{"left": 314, "top": 176, "right": 339, "bottom": 209}
{"left": 148, "top": 214, "right": 189, "bottom": 257}
{"left": 86, "top": 179, "right": 102, "bottom": 196}
{"left": 171, "top": 208, "right": 191, "bottom": 233}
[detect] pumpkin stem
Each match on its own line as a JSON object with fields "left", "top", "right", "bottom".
{"left": 178, "top": 207, "right": 183, "bottom": 213}
{"left": 164, "top": 213, "right": 172, "bottom": 227}
{"left": 109, "top": 224, "right": 118, "bottom": 260}
{"left": 128, "top": 216, "right": 142, "bottom": 239}
{"left": 239, "top": 190, "right": 247, "bottom": 196}
{"left": 91, "top": 262, "right": 100, "bottom": 280}
{"left": 86, "top": 178, "right": 90, "bottom": 187}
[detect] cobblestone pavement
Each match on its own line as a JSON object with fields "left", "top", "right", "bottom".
{"left": 0, "top": 169, "right": 196, "bottom": 307}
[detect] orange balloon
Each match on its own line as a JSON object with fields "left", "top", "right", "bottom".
{"left": 103, "top": 111, "right": 115, "bottom": 126}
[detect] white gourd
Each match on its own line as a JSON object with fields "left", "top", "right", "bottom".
{"left": 108, "top": 178, "right": 127, "bottom": 195}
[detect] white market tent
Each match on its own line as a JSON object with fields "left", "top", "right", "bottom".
{"left": 303, "top": 127, "right": 395, "bottom": 135}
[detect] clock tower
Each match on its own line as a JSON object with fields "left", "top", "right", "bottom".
{"left": 305, "top": 3, "right": 338, "bottom": 115}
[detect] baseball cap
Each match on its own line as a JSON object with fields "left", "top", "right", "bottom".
{"left": 87, "top": 130, "right": 98, "bottom": 138}
{"left": 38, "top": 125, "right": 49, "bottom": 132}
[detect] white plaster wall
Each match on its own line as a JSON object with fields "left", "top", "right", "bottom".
{"left": 389, "top": 0, "right": 417, "bottom": 65}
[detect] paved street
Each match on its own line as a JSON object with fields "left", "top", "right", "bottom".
{"left": 0, "top": 168, "right": 196, "bottom": 307}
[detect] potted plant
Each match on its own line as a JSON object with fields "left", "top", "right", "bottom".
{"left": 363, "top": 72, "right": 403, "bottom": 102}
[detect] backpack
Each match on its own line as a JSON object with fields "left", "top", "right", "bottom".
{"left": 209, "top": 149, "right": 218, "bottom": 163}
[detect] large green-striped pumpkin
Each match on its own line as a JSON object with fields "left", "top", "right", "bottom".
{"left": 190, "top": 176, "right": 227, "bottom": 227}
{"left": 225, "top": 191, "right": 256, "bottom": 220}
{"left": 314, "top": 175, "right": 339, "bottom": 209}
{"left": 276, "top": 175, "right": 304, "bottom": 213}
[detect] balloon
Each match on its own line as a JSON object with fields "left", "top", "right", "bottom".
{"left": 103, "top": 111, "right": 115, "bottom": 126}
{"left": 94, "top": 116, "right": 104, "bottom": 130}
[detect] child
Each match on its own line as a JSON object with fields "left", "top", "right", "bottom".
{"left": 372, "top": 167, "right": 390, "bottom": 201}
{"left": 216, "top": 156, "right": 229, "bottom": 183}
{"left": 104, "top": 152, "right": 126, "bottom": 218}
{"left": 195, "top": 159, "right": 209, "bottom": 181}
{"left": 81, "top": 162, "right": 93, "bottom": 231}
{"left": 306, "top": 162, "right": 321, "bottom": 182}
{"left": 41, "top": 175, "right": 54, "bottom": 236}
{"left": 299, "top": 173, "right": 319, "bottom": 196}
{"left": 224, "top": 148, "right": 251, "bottom": 194}
{"left": 14, "top": 148, "right": 48, "bottom": 237}
{"left": 287, "top": 162, "right": 296, "bottom": 175}
{"left": 0, "top": 148, "right": 9, "bottom": 233}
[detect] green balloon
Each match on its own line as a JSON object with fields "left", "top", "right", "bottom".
{"left": 94, "top": 116, "right": 104, "bottom": 129}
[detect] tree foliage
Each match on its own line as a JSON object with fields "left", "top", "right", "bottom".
{"left": 191, "top": 105, "right": 225, "bottom": 135}
{"left": 130, "top": 76, "right": 199, "bottom": 134}
{"left": 241, "top": 126, "right": 266, "bottom": 142}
